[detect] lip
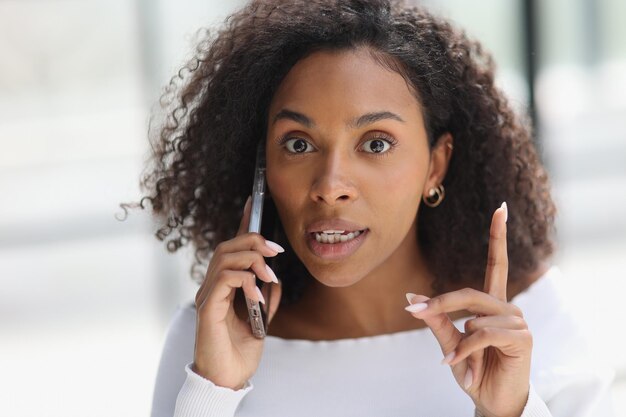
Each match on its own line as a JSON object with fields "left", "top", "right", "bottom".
{"left": 305, "top": 218, "right": 367, "bottom": 234}
{"left": 306, "top": 229, "right": 369, "bottom": 261}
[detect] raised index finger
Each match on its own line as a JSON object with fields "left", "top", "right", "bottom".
{"left": 483, "top": 202, "right": 509, "bottom": 302}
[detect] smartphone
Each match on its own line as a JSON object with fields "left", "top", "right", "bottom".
{"left": 245, "top": 141, "right": 273, "bottom": 338}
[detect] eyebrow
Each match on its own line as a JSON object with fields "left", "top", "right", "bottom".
{"left": 272, "top": 109, "right": 405, "bottom": 129}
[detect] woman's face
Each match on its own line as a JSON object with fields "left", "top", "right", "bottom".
{"left": 266, "top": 47, "right": 433, "bottom": 287}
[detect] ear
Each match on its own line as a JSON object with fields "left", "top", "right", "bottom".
{"left": 423, "top": 133, "right": 454, "bottom": 197}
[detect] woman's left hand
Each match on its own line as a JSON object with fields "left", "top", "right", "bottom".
{"left": 406, "top": 203, "right": 532, "bottom": 417}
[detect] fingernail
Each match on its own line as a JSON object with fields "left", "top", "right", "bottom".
{"left": 255, "top": 286, "right": 266, "bottom": 304}
{"left": 405, "top": 292, "right": 418, "bottom": 304}
{"left": 441, "top": 351, "right": 456, "bottom": 365}
{"left": 265, "top": 239, "right": 285, "bottom": 253}
{"left": 404, "top": 302, "right": 428, "bottom": 313}
{"left": 464, "top": 368, "right": 473, "bottom": 390}
{"left": 501, "top": 201, "right": 508, "bottom": 223}
{"left": 265, "top": 264, "right": 279, "bottom": 284}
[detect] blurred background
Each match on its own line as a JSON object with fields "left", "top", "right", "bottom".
{"left": 0, "top": 0, "right": 624, "bottom": 415}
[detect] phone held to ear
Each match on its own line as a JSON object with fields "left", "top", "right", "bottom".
{"left": 246, "top": 141, "right": 272, "bottom": 338}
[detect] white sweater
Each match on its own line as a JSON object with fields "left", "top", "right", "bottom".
{"left": 151, "top": 267, "right": 615, "bottom": 417}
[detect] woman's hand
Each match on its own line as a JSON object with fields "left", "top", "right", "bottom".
{"left": 193, "top": 196, "right": 283, "bottom": 390}
{"left": 406, "top": 203, "right": 532, "bottom": 417}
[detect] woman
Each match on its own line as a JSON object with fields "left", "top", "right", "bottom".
{"left": 126, "top": 0, "right": 614, "bottom": 415}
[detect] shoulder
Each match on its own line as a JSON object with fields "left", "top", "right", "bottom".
{"left": 165, "top": 302, "right": 197, "bottom": 339}
{"left": 512, "top": 266, "right": 601, "bottom": 366}
{"left": 156, "top": 302, "right": 197, "bottom": 357}
{"left": 512, "top": 267, "right": 615, "bottom": 409}
{"left": 159, "top": 302, "right": 197, "bottom": 367}
{"left": 150, "top": 302, "right": 197, "bottom": 417}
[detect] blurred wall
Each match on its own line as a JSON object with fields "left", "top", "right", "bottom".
{"left": 0, "top": 1, "right": 244, "bottom": 416}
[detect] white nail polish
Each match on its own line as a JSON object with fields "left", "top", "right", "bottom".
{"left": 265, "top": 264, "right": 279, "bottom": 283}
{"left": 441, "top": 351, "right": 456, "bottom": 365}
{"left": 255, "top": 286, "right": 266, "bottom": 304}
{"left": 404, "top": 302, "right": 428, "bottom": 313}
{"left": 405, "top": 292, "right": 418, "bottom": 304}
{"left": 501, "top": 201, "right": 508, "bottom": 223}
{"left": 265, "top": 240, "right": 285, "bottom": 253}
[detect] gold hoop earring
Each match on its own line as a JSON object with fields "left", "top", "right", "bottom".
{"left": 422, "top": 184, "right": 445, "bottom": 208}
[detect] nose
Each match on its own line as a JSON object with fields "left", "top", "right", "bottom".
{"left": 309, "top": 151, "right": 359, "bottom": 206}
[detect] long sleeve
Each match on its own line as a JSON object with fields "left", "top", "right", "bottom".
{"left": 518, "top": 385, "right": 552, "bottom": 417}
{"left": 472, "top": 266, "right": 617, "bottom": 417}
{"left": 534, "top": 365, "right": 615, "bottom": 417}
{"left": 150, "top": 304, "right": 253, "bottom": 417}
{"left": 474, "top": 374, "right": 615, "bottom": 417}
{"left": 151, "top": 306, "right": 195, "bottom": 417}
{"left": 174, "top": 363, "right": 253, "bottom": 417}
{"left": 474, "top": 384, "right": 551, "bottom": 417}
{"left": 149, "top": 268, "right": 615, "bottom": 416}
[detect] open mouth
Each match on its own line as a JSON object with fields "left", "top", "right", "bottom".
{"left": 306, "top": 228, "right": 370, "bottom": 260}
{"left": 312, "top": 229, "right": 368, "bottom": 244}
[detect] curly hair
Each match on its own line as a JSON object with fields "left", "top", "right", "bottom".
{"left": 119, "top": 0, "right": 556, "bottom": 304}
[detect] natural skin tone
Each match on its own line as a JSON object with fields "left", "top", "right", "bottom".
{"left": 192, "top": 47, "right": 536, "bottom": 417}
{"left": 264, "top": 47, "right": 452, "bottom": 340}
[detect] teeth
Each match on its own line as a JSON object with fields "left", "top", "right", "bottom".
{"left": 314, "top": 230, "right": 363, "bottom": 244}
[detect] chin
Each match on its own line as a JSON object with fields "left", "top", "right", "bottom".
{"left": 305, "top": 264, "right": 367, "bottom": 288}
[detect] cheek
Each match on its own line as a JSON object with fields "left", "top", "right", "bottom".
{"left": 369, "top": 154, "right": 428, "bottom": 202}
{"left": 363, "top": 153, "right": 428, "bottom": 239}
{"left": 266, "top": 167, "right": 302, "bottom": 226}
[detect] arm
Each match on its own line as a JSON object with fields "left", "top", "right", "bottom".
{"left": 173, "top": 363, "right": 253, "bottom": 417}
{"left": 533, "top": 367, "right": 616, "bottom": 417}
{"left": 154, "top": 197, "right": 284, "bottom": 416}
{"left": 474, "top": 384, "right": 550, "bottom": 417}
{"left": 474, "top": 370, "right": 616, "bottom": 417}
{"left": 405, "top": 205, "right": 616, "bottom": 417}
{"left": 150, "top": 305, "right": 254, "bottom": 417}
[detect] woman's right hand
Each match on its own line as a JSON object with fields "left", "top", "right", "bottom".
{"left": 192, "top": 195, "right": 283, "bottom": 390}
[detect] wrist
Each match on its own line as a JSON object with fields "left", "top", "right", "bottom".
{"left": 475, "top": 386, "right": 529, "bottom": 417}
{"left": 191, "top": 362, "right": 247, "bottom": 391}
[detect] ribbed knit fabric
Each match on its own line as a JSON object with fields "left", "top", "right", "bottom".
{"left": 151, "top": 267, "right": 615, "bottom": 417}
{"left": 474, "top": 384, "right": 551, "bottom": 417}
{"left": 173, "top": 364, "right": 253, "bottom": 417}
{"left": 521, "top": 386, "right": 553, "bottom": 417}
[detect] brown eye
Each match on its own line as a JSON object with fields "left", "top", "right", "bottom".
{"left": 284, "top": 138, "right": 313, "bottom": 153}
{"left": 362, "top": 138, "right": 391, "bottom": 154}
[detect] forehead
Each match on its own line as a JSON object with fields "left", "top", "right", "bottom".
{"left": 268, "top": 47, "right": 422, "bottom": 121}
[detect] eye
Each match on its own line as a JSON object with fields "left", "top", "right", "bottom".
{"left": 361, "top": 136, "right": 396, "bottom": 154}
{"left": 283, "top": 137, "right": 314, "bottom": 154}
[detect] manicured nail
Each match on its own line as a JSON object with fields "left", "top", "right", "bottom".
{"left": 255, "top": 286, "right": 266, "bottom": 304}
{"left": 405, "top": 292, "right": 418, "bottom": 304}
{"left": 441, "top": 351, "right": 456, "bottom": 365}
{"left": 265, "top": 239, "right": 285, "bottom": 253}
{"left": 265, "top": 264, "right": 279, "bottom": 284}
{"left": 405, "top": 302, "right": 428, "bottom": 313}
{"left": 501, "top": 201, "right": 508, "bottom": 223}
{"left": 464, "top": 368, "right": 473, "bottom": 390}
